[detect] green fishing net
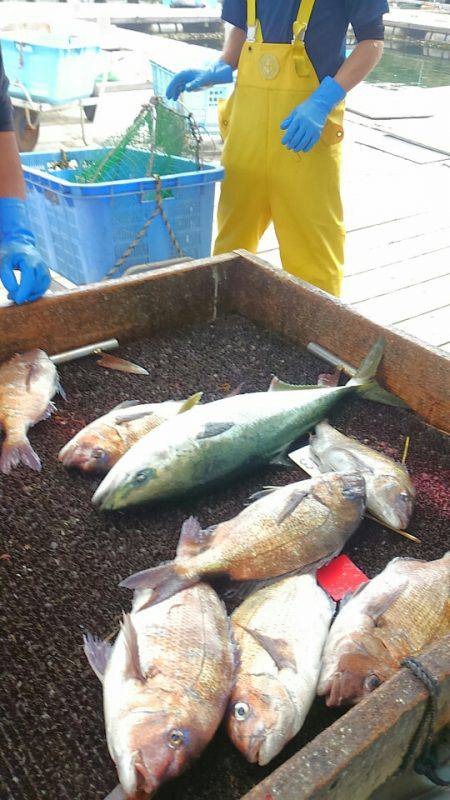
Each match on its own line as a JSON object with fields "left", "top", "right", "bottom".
{"left": 72, "top": 97, "right": 202, "bottom": 184}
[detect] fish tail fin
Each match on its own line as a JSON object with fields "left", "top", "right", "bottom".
{"left": 0, "top": 435, "right": 41, "bottom": 474}
{"left": 347, "top": 338, "right": 385, "bottom": 388}
{"left": 347, "top": 339, "right": 409, "bottom": 408}
{"left": 119, "top": 561, "right": 196, "bottom": 609}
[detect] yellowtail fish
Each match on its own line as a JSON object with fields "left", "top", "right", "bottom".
{"left": 84, "top": 582, "right": 235, "bottom": 799}
{"left": 0, "top": 349, "right": 63, "bottom": 473}
{"left": 318, "top": 552, "right": 450, "bottom": 707}
{"left": 93, "top": 339, "right": 404, "bottom": 510}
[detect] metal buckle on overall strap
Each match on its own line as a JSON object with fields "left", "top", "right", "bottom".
{"left": 292, "top": 21, "right": 307, "bottom": 44}
{"left": 247, "top": 24, "right": 257, "bottom": 43}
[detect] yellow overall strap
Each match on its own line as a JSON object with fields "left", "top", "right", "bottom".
{"left": 293, "top": 0, "right": 317, "bottom": 43}
{"left": 246, "top": 0, "right": 263, "bottom": 42}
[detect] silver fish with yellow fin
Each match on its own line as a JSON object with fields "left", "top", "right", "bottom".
{"left": 93, "top": 339, "right": 403, "bottom": 510}
{"left": 310, "top": 421, "right": 415, "bottom": 529}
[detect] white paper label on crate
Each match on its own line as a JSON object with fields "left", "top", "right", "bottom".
{"left": 289, "top": 445, "right": 322, "bottom": 477}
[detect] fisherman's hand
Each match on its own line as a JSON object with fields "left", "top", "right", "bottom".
{"left": 281, "top": 76, "right": 346, "bottom": 153}
{"left": 166, "top": 60, "right": 233, "bottom": 102}
{"left": 0, "top": 198, "right": 51, "bottom": 304}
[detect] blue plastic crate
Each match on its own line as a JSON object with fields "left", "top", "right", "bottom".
{"left": 1, "top": 33, "right": 101, "bottom": 104}
{"left": 21, "top": 148, "right": 224, "bottom": 285}
{"left": 151, "top": 61, "right": 232, "bottom": 135}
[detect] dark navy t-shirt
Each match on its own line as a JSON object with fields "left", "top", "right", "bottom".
{"left": 0, "top": 47, "right": 14, "bottom": 132}
{"left": 222, "top": 0, "right": 390, "bottom": 81}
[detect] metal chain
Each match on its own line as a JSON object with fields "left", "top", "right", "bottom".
{"left": 103, "top": 176, "right": 185, "bottom": 281}
{"left": 399, "top": 656, "right": 450, "bottom": 786}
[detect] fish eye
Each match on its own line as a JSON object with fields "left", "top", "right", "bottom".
{"left": 234, "top": 701, "right": 250, "bottom": 721}
{"left": 364, "top": 674, "right": 382, "bottom": 692}
{"left": 134, "top": 470, "right": 149, "bottom": 485}
{"left": 168, "top": 729, "right": 185, "bottom": 749}
{"left": 92, "top": 447, "right": 108, "bottom": 462}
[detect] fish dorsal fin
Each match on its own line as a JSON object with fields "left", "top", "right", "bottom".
{"left": 113, "top": 406, "right": 157, "bottom": 425}
{"left": 112, "top": 400, "right": 141, "bottom": 411}
{"left": 83, "top": 633, "right": 112, "bottom": 683}
{"left": 196, "top": 421, "right": 234, "bottom": 440}
{"left": 277, "top": 487, "right": 310, "bottom": 524}
{"left": 120, "top": 613, "right": 145, "bottom": 681}
{"left": 269, "top": 376, "right": 318, "bottom": 392}
{"left": 243, "top": 627, "right": 297, "bottom": 671}
{"left": 365, "top": 581, "right": 408, "bottom": 622}
{"left": 176, "top": 516, "right": 215, "bottom": 559}
{"left": 178, "top": 392, "right": 203, "bottom": 414}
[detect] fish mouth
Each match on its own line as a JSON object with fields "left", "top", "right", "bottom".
{"left": 92, "top": 480, "right": 116, "bottom": 509}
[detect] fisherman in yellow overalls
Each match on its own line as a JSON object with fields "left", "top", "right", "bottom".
{"left": 167, "top": 0, "right": 388, "bottom": 296}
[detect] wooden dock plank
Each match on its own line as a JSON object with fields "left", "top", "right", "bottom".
{"left": 345, "top": 210, "right": 450, "bottom": 255}
{"left": 394, "top": 307, "right": 450, "bottom": 348}
{"left": 342, "top": 249, "right": 450, "bottom": 303}
{"left": 352, "top": 274, "right": 450, "bottom": 326}
{"left": 345, "top": 227, "right": 450, "bottom": 277}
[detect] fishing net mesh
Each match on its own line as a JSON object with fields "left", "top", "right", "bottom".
{"left": 73, "top": 97, "right": 203, "bottom": 184}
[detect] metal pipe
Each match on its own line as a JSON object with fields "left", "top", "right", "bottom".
{"left": 50, "top": 339, "right": 119, "bottom": 365}
{"left": 307, "top": 342, "right": 356, "bottom": 376}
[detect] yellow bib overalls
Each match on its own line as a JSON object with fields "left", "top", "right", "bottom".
{"left": 214, "top": 0, "right": 345, "bottom": 297}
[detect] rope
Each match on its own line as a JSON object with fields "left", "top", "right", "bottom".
{"left": 399, "top": 656, "right": 450, "bottom": 786}
{"left": 104, "top": 175, "right": 186, "bottom": 281}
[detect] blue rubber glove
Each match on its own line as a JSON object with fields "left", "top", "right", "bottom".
{"left": 166, "top": 60, "right": 233, "bottom": 102}
{"left": 0, "top": 198, "right": 51, "bottom": 304}
{"left": 281, "top": 76, "right": 346, "bottom": 153}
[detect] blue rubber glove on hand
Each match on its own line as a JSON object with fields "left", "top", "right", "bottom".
{"left": 0, "top": 198, "right": 51, "bottom": 304}
{"left": 281, "top": 76, "right": 346, "bottom": 153}
{"left": 166, "top": 60, "right": 233, "bottom": 102}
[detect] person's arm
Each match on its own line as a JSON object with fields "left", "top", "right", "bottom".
{"left": 222, "top": 25, "right": 247, "bottom": 70}
{"left": 281, "top": 10, "right": 387, "bottom": 154}
{"left": 334, "top": 39, "right": 384, "bottom": 92}
{"left": 0, "top": 131, "right": 26, "bottom": 199}
{"left": 0, "top": 52, "right": 51, "bottom": 304}
{"left": 166, "top": 24, "right": 243, "bottom": 101}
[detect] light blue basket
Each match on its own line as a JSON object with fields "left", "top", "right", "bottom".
{"left": 1, "top": 33, "right": 101, "bottom": 104}
{"left": 151, "top": 61, "right": 232, "bottom": 135}
{"left": 21, "top": 148, "right": 224, "bottom": 285}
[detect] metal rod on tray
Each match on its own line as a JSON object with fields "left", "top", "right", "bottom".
{"left": 307, "top": 342, "right": 356, "bottom": 376}
{"left": 50, "top": 338, "right": 119, "bottom": 364}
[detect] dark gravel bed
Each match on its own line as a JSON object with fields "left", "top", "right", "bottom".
{"left": 0, "top": 314, "right": 448, "bottom": 800}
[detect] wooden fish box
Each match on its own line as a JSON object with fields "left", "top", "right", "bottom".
{"left": 1, "top": 250, "right": 449, "bottom": 800}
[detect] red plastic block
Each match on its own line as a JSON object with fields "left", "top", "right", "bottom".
{"left": 317, "top": 555, "right": 369, "bottom": 601}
